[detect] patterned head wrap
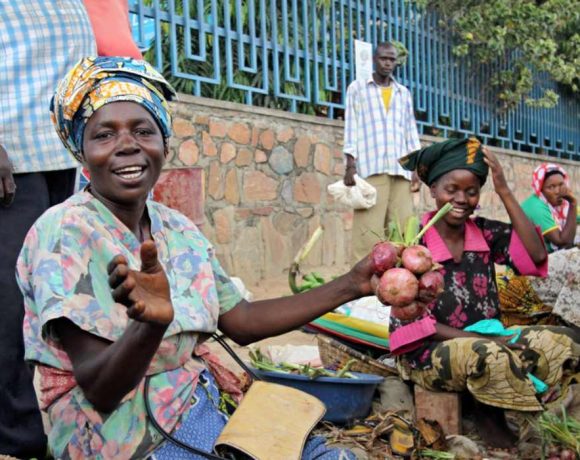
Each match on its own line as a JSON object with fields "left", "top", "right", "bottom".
{"left": 532, "top": 163, "right": 570, "bottom": 229}
{"left": 50, "top": 56, "right": 176, "bottom": 162}
{"left": 399, "top": 137, "right": 488, "bottom": 186}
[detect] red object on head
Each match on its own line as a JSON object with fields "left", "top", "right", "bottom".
{"left": 83, "top": 0, "right": 143, "bottom": 59}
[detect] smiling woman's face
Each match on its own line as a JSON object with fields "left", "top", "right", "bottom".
{"left": 82, "top": 101, "right": 165, "bottom": 209}
{"left": 430, "top": 169, "right": 481, "bottom": 227}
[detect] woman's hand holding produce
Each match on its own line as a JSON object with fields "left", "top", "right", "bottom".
{"left": 371, "top": 211, "right": 450, "bottom": 321}
{"left": 373, "top": 242, "right": 444, "bottom": 321}
{"left": 348, "top": 254, "right": 380, "bottom": 298}
{"left": 108, "top": 240, "right": 174, "bottom": 326}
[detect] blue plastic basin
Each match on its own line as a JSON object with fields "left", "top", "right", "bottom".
{"left": 252, "top": 369, "right": 384, "bottom": 424}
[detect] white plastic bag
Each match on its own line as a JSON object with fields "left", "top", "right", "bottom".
{"left": 230, "top": 276, "right": 254, "bottom": 301}
{"left": 336, "top": 296, "right": 390, "bottom": 324}
{"left": 327, "top": 174, "right": 377, "bottom": 209}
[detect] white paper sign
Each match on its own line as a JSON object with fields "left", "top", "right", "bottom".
{"left": 355, "top": 39, "right": 373, "bottom": 81}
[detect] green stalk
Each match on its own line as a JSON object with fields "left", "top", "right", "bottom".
{"left": 289, "top": 226, "right": 324, "bottom": 294}
{"left": 294, "top": 226, "right": 324, "bottom": 265}
{"left": 252, "top": 361, "right": 291, "bottom": 373}
{"left": 336, "top": 359, "right": 356, "bottom": 378}
{"left": 420, "top": 449, "right": 456, "bottom": 459}
{"left": 412, "top": 203, "right": 454, "bottom": 244}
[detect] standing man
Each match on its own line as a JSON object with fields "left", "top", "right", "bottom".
{"left": 0, "top": 2, "right": 96, "bottom": 457}
{"left": 343, "top": 42, "right": 421, "bottom": 264}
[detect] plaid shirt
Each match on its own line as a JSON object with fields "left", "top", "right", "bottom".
{"left": 343, "top": 77, "right": 421, "bottom": 180}
{"left": 0, "top": 0, "right": 96, "bottom": 173}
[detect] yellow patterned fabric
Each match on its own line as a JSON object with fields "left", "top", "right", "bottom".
{"left": 399, "top": 137, "right": 489, "bottom": 185}
{"left": 496, "top": 271, "right": 557, "bottom": 327}
{"left": 50, "top": 56, "right": 176, "bottom": 162}
{"left": 397, "top": 326, "right": 580, "bottom": 411}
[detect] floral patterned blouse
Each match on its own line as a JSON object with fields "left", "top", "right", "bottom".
{"left": 389, "top": 213, "right": 547, "bottom": 370}
{"left": 16, "top": 191, "right": 242, "bottom": 459}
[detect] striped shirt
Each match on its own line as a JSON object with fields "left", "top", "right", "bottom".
{"left": 343, "top": 77, "right": 421, "bottom": 180}
{"left": 0, "top": 0, "right": 96, "bottom": 173}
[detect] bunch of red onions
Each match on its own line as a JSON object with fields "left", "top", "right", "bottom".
{"left": 371, "top": 204, "right": 453, "bottom": 321}
{"left": 372, "top": 241, "right": 444, "bottom": 321}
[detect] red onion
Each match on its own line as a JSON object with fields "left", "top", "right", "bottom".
{"left": 401, "top": 245, "right": 433, "bottom": 275}
{"left": 371, "top": 241, "right": 398, "bottom": 274}
{"left": 391, "top": 301, "right": 426, "bottom": 321}
{"left": 392, "top": 242, "right": 405, "bottom": 257}
{"left": 418, "top": 270, "right": 445, "bottom": 303}
{"left": 376, "top": 268, "right": 419, "bottom": 307}
{"left": 559, "top": 449, "right": 576, "bottom": 460}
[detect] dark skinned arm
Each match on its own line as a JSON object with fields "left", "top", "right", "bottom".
{"left": 343, "top": 153, "right": 357, "bottom": 186}
{"left": 433, "top": 322, "right": 482, "bottom": 341}
{"left": 0, "top": 145, "right": 16, "bottom": 207}
{"left": 53, "top": 318, "right": 167, "bottom": 413}
{"left": 219, "top": 255, "right": 376, "bottom": 346}
{"left": 55, "top": 242, "right": 377, "bottom": 413}
{"left": 433, "top": 322, "right": 524, "bottom": 350}
{"left": 483, "top": 148, "right": 547, "bottom": 265}
{"left": 544, "top": 192, "right": 577, "bottom": 248}
{"left": 410, "top": 171, "right": 421, "bottom": 193}
{"left": 53, "top": 241, "right": 174, "bottom": 413}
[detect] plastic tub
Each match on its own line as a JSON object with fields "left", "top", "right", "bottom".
{"left": 251, "top": 369, "right": 384, "bottom": 424}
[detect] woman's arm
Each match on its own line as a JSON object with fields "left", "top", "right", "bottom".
{"left": 483, "top": 148, "right": 547, "bottom": 265}
{"left": 433, "top": 323, "right": 524, "bottom": 350}
{"left": 433, "top": 323, "right": 481, "bottom": 341}
{"left": 544, "top": 191, "right": 577, "bottom": 248}
{"left": 218, "top": 255, "right": 377, "bottom": 346}
{"left": 54, "top": 241, "right": 173, "bottom": 413}
{"left": 59, "top": 240, "right": 376, "bottom": 411}
{"left": 53, "top": 318, "right": 167, "bottom": 413}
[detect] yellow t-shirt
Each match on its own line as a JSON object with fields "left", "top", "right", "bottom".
{"left": 381, "top": 87, "right": 393, "bottom": 112}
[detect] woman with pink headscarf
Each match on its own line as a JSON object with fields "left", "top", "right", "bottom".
{"left": 498, "top": 163, "right": 580, "bottom": 328}
{"left": 521, "top": 163, "right": 577, "bottom": 253}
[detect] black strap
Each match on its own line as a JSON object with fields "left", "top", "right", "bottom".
{"left": 211, "top": 334, "right": 262, "bottom": 382}
{"left": 144, "top": 333, "right": 261, "bottom": 458}
{"left": 144, "top": 375, "right": 226, "bottom": 459}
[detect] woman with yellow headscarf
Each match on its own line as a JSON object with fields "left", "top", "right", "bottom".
{"left": 16, "top": 57, "right": 372, "bottom": 460}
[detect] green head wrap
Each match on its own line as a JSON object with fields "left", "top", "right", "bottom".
{"left": 399, "top": 137, "right": 489, "bottom": 185}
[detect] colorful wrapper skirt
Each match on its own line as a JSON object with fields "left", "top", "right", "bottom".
{"left": 397, "top": 326, "right": 580, "bottom": 412}
{"left": 498, "top": 248, "right": 580, "bottom": 327}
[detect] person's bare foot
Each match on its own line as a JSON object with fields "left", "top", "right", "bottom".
{"left": 476, "top": 403, "right": 518, "bottom": 449}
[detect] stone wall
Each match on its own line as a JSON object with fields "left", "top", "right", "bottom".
{"left": 165, "top": 94, "right": 580, "bottom": 286}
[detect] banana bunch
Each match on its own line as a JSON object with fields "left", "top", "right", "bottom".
{"left": 295, "top": 272, "right": 326, "bottom": 293}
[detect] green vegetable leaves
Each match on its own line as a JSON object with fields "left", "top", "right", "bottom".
{"left": 249, "top": 348, "right": 358, "bottom": 379}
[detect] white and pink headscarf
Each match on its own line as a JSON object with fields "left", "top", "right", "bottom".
{"left": 532, "top": 163, "right": 570, "bottom": 229}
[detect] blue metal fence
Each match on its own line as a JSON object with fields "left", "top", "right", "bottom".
{"left": 129, "top": 0, "right": 579, "bottom": 159}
